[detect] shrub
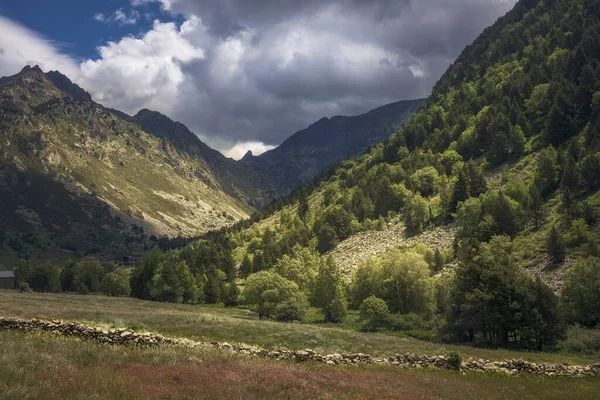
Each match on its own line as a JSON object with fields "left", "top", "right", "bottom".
{"left": 558, "top": 326, "right": 600, "bottom": 355}
{"left": 359, "top": 296, "right": 389, "bottom": 330}
{"left": 18, "top": 282, "right": 32, "bottom": 293}
{"left": 448, "top": 351, "right": 462, "bottom": 370}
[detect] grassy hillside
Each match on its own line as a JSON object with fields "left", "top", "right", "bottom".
{"left": 2, "top": 291, "right": 599, "bottom": 365}
{"left": 5, "top": 332, "right": 600, "bottom": 400}
{"left": 1, "top": 291, "right": 600, "bottom": 399}
{"left": 0, "top": 66, "right": 253, "bottom": 264}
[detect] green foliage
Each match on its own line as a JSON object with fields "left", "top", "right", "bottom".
{"left": 559, "top": 326, "right": 600, "bottom": 355}
{"left": 21, "top": 261, "right": 61, "bottom": 293}
{"left": 99, "top": 270, "right": 131, "bottom": 297}
{"left": 561, "top": 257, "right": 600, "bottom": 327}
{"left": 547, "top": 225, "right": 566, "bottom": 264}
{"left": 359, "top": 296, "right": 389, "bottom": 330}
{"left": 448, "top": 236, "right": 564, "bottom": 349}
{"left": 352, "top": 250, "right": 434, "bottom": 316}
{"left": 274, "top": 245, "right": 320, "bottom": 294}
{"left": 404, "top": 193, "right": 430, "bottom": 235}
{"left": 448, "top": 351, "right": 462, "bottom": 370}
{"left": 313, "top": 257, "right": 347, "bottom": 322}
{"left": 223, "top": 281, "right": 240, "bottom": 307}
{"left": 243, "top": 270, "right": 308, "bottom": 321}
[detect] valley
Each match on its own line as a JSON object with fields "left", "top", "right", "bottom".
{"left": 1, "top": 0, "right": 600, "bottom": 398}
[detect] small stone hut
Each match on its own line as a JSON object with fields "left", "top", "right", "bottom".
{"left": 0, "top": 271, "right": 15, "bottom": 289}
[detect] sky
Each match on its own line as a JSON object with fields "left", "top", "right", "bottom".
{"left": 0, "top": 0, "right": 518, "bottom": 159}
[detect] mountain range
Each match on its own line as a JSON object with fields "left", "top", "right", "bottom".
{"left": 0, "top": 65, "right": 421, "bottom": 263}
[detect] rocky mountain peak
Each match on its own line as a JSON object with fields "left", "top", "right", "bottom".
{"left": 242, "top": 150, "right": 254, "bottom": 160}
{"left": 45, "top": 70, "right": 92, "bottom": 102}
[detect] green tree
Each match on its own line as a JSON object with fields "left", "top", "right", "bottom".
{"left": 561, "top": 257, "right": 600, "bottom": 327}
{"left": 404, "top": 193, "right": 430, "bottom": 235}
{"left": 528, "top": 184, "right": 543, "bottom": 230}
{"left": 379, "top": 250, "right": 434, "bottom": 315}
{"left": 450, "top": 168, "right": 468, "bottom": 212}
{"left": 448, "top": 236, "right": 563, "bottom": 349}
{"left": 176, "top": 262, "right": 200, "bottom": 303}
{"left": 244, "top": 270, "right": 308, "bottom": 321}
{"left": 359, "top": 296, "right": 389, "bottom": 331}
{"left": 223, "top": 280, "right": 240, "bottom": 307}
{"left": 150, "top": 262, "right": 182, "bottom": 303}
{"left": 28, "top": 262, "right": 61, "bottom": 293}
{"left": 130, "top": 246, "right": 163, "bottom": 299}
{"left": 316, "top": 223, "right": 338, "bottom": 253}
{"left": 72, "top": 259, "right": 105, "bottom": 294}
{"left": 328, "top": 285, "right": 349, "bottom": 323}
{"left": 547, "top": 225, "right": 566, "bottom": 265}
{"left": 204, "top": 266, "right": 226, "bottom": 304}
{"left": 240, "top": 254, "right": 253, "bottom": 277}
{"left": 313, "top": 256, "right": 347, "bottom": 322}
{"left": 351, "top": 256, "right": 383, "bottom": 307}
{"left": 99, "top": 270, "right": 131, "bottom": 297}
{"left": 433, "top": 248, "right": 445, "bottom": 272}
{"left": 60, "top": 259, "right": 77, "bottom": 292}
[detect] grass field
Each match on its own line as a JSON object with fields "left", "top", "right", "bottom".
{"left": 2, "top": 331, "right": 600, "bottom": 400}
{"left": 1, "top": 291, "right": 599, "bottom": 365}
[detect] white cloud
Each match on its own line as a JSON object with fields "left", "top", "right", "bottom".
{"left": 131, "top": 0, "right": 173, "bottom": 11}
{"left": 113, "top": 9, "right": 139, "bottom": 25}
{"left": 79, "top": 20, "right": 205, "bottom": 115}
{"left": 223, "top": 141, "right": 276, "bottom": 160}
{"left": 94, "top": 9, "right": 139, "bottom": 26}
{"left": 0, "top": 15, "right": 79, "bottom": 79}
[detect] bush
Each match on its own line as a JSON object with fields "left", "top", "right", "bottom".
{"left": 388, "top": 313, "right": 436, "bottom": 332}
{"left": 448, "top": 351, "right": 462, "bottom": 370}
{"left": 18, "top": 282, "right": 32, "bottom": 293}
{"left": 558, "top": 326, "right": 600, "bottom": 355}
{"left": 359, "top": 296, "right": 389, "bottom": 330}
{"left": 244, "top": 271, "right": 308, "bottom": 321}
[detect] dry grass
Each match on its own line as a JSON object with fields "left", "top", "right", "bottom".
{"left": 1, "top": 291, "right": 598, "bottom": 366}
{"left": 1, "top": 331, "right": 599, "bottom": 400}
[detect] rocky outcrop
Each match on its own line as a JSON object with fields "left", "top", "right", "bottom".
{"left": 329, "top": 218, "right": 455, "bottom": 275}
{"left": 2, "top": 317, "right": 598, "bottom": 378}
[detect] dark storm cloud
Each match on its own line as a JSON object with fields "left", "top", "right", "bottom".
{"left": 105, "top": 0, "right": 519, "bottom": 155}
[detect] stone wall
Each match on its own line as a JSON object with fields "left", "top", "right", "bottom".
{"left": 1, "top": 317, "right": 599, "bottom": 378}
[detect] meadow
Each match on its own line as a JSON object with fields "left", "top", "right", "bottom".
{"left": 1, "top": 291, "right": 599, "bottom": 365}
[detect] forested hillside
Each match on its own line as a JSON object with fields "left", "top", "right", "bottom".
{"left": 11, "top": 0, "right": 600, "bottom": 352}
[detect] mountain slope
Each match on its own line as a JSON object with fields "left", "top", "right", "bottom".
{"left": 240, "top": 99, "right": 424, "bottom": 196}
{"left": 183, "top": 0, "right": 600, "bottom": 293}
{"left": 0, "top": 66, "right": 253, "bottom": 262}
{"left": 131, "top": 109, "right": 278, "bottom": 208}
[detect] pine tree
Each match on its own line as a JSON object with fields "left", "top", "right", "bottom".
{"left": 327, "top": 285, "right": 348, "bottom": 323}
{"left": 528, "top": 184, "right": 543, "bottom": 231}
{"left": 450, "top": 168, "right": 468, "bottom": 212}
{"left": 545, "top": 101, "right": 574, "bottom": 146}
{"left": 433, "top": 248, "right": 444, "bottom": 271}
{"left": 240, "top": 254, "right": 253, "bottom": 277}
{"left": 547, "top": 226, "right": 566, "bottom": 265}
{"left": 223, "top": 281, "right": 240, "bottom": 307}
